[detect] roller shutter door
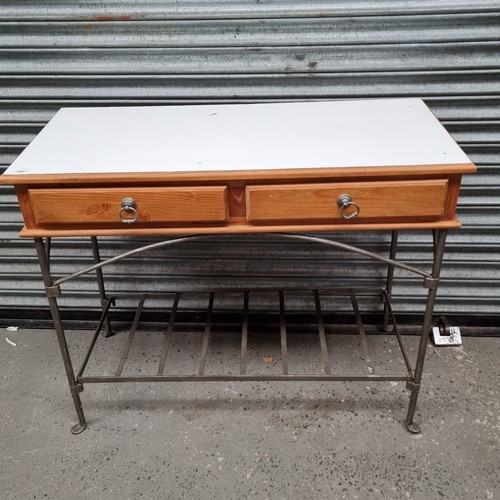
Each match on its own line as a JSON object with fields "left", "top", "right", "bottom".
{"left": 0, "top": 1, "right": 498, "bottom": 330}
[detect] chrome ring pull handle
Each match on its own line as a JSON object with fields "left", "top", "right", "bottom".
{"left": 118, "top": 197, "right": 138, "bottom": 224}
{"left": 337, "top": 194, "right": 360, "bottom": 220}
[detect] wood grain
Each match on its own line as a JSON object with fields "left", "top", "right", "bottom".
{"left": 28, "top": 186, "right": 229, "bottom": 225}
{"left": 18, "top": 219, "right": 463, "bottom": 238}
{"left": 246, "top": 180, "right": 449, "bottom": 222}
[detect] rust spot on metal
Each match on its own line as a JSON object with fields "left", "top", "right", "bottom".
{"left": 82, "top": 23, "right": 95, "bottom": 33}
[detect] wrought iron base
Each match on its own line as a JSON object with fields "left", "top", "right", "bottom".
{"left": 34, "top": 230, "right": 447, "bottom": 434}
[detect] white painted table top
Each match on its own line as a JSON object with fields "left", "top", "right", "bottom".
{"left": 5, "top": 98, "right": 471, "bottom": 176}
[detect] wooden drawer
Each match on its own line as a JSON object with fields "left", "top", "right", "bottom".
{"left": 246, "top": 180, "right": 449, "bottom": 223}
{"left": 28, "top": 186, "right": 229, "bottom": 226}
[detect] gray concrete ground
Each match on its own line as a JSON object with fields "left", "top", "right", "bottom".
{"left": 1, "top": 327, "right": 499, "bottom": 500}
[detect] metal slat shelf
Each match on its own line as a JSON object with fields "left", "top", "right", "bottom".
{"left": 75, "top": 288, "right": 413, "bottom": 385}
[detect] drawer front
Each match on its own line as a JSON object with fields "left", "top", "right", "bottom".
{"left": 28, "top": 186, "right": 229, "bottom": 225}
{"left": 246, "top": 180, "right": 449, "bottom": 223}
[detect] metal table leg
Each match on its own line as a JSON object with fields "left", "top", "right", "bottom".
{"left": 405, "top": 229, "right": 448, "bottom": 433}
{"left": 91, "top": 236, "right": 113, "bottom": 337}
{"left": 382, "top": 230, "right": 398, "bottom": 331}
{"left": 34, "top": 238, "right": 87, "bottom": 434}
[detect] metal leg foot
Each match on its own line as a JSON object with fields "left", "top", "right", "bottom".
{"left": 70, "top": 392, "right": 87, "bottom": 433}
{"left": 406, "top": 421, "right": 421, "bottom": 434}
{"left": 405, "top": 385, "right": 421, "bottom": 433}
{"left": 71, "top": 422, "right": 87, "bottom": 434}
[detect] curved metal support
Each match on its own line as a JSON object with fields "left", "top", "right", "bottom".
{"left": 279, "top": 234, "right": 430, "bottom": 278}
{"left": 53, "top": 235, "right": 202, "bottom": 287}
{"left": 52, "top": 232, "right": 431, "bottom": 288}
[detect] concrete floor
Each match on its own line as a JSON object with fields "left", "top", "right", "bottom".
{"left": 1, "top": 327, "right": 499, "bottom": 500}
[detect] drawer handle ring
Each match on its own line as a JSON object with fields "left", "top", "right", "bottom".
{"left": 337, "top": 194, "right": 360, "bottom": 220}
{"left": 119, "top": 197, "right": 138, "bottom": 224}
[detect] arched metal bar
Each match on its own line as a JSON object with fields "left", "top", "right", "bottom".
{"left": 52, "top": 232, "right": 431, "bottom": 288}
{"left": 53, "top": 235, "right": 200, "bottom": 287}
{"left": 278, "top": 233, "right": 430, "bottom": 278}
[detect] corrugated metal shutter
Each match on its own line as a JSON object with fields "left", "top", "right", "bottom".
{"left": 0, "top": 1, "right": 499, "bottom": 328}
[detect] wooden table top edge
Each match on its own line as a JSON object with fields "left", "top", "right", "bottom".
{"left": 0, "top": 162, "right": 477, "bottom": 186}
